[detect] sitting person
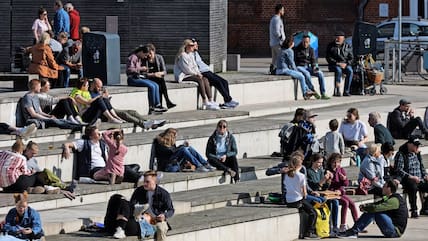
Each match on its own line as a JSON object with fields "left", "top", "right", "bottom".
{"left": 3, "top": 192, "right": 45, "bottom": 240}
{"left": 388, "top": 99, "right": 428, "bottom": 140}
{"left": 62, "top": 126, "right": 141, "bottom": 183}
{"left": 93, "top": 129, "right": 127, "bottom": 185}
{"left": 104, "top": 171, "right": 174, "bottom": 240}
{"left": 326, "top": 31, "right": 353, "bottom": 96}
{"left": 153, "top": 128, "right": 215, "bottom": 172}
{"left": 294, "top": 33, "right": 329, "bottom": 99}
{"left": 276, "top": 37, "right": 314, "bottom": 100}
{"left": 143, "top": 43, "right": 176, "bottom": 109}
{"left": 358, "top": 144, "right": 386, "bottom": 197}
{"left": 27, "top": 32, "right": 64, "bottom": 86}
{"left": 192, "top": 39, "right": 239, "bottom": 108}
{"left": 327, "top": 153, "right": 359, "bottom": 232}
{"left": 0, "top": 122, "right": 37, "bottom": 139}
{"left": 126, "top": 45, "right": 167, "bottom": 114}
{"left": 339, "top": 108, "right": 368, "bottom": 166}
{"left": 338, "top": 180, "right": 408, "bottom": 238}
{"left": 56, "top": 40, "right": 83, "bottom": 87}
{"left": 19, "top": 79, "right": 82, "bottom": 131}
{"left": 69, "top": 78, "right": 122, "bottom": 125}
{"left": 173, "top": 39, "right": 219, "bottom": 110}
{"left": 89, "top": 78, "right": 166, "bottom": 130}
{"left": 368, "top": 111, "right": 395, "bottom": 145}
{"left": 206, "top": 120, "right": 240, "bottom": 183}
{"left": 37, "top": 79, "right": 82, "bottom": 124}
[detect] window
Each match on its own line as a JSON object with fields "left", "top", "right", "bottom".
{"left": 377, "top": 23, "right": 394, "bottom": 38}
{"left": 402, "top": 23, "right": 421, "bottom": 37}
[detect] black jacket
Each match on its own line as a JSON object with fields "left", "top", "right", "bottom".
{"left": 326, "top": 41, "right": 353, "bottom": 66}
{"left": 383, "top": 193, "right": 408, "bottom": 235}
{"left": 388, "top": 107, "right": 409, "bottom": 139}
{"left": 74, "top": 139, "right": 107, "bottom": 179}
{"left": 294, "top": 43, "right": 316, "bottom": 67}
{"left": 130, "top": 185, "right": 174, "bottom": 229}
{"left": 153, "top": 138, "right": 179, "bottom": 171}
{"left": 205, "top": 131, "right": 238, "bottom": 160}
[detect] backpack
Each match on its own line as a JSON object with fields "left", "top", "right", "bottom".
{"left": 15, "top": 97, "right": 25, "bottom": 127}
{"left": 279, "top": 123, "right": 296, "bottom": 155}
{"left": 314, "top": 202, "right": 331, "bottom": 238}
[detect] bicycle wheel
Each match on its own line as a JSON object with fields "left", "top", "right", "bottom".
{"left": 417, "top": 55, "right": 428, "bottom": 80}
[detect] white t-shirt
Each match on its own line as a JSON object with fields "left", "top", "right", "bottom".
{"left": 32, "top": 19, "right": 50, "bottom": 40}
{"left": 284, "top": 171, "right": 306, "bottom": 203}
{"left": 339, "top": 120, "right": 368, "bottom": 146}
{"left": 73, "top": 139, "right": 106, "bottom": 169}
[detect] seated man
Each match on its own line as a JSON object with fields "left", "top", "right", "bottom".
{"left": 20, "top": 78, "right": 82, "bottom": 131}
{"left": 294, "top": 34, "right": 329, "bottom": 99}
{"left": 89, "top": 78, "right": 166, "bottom": 130}
{"left": 192, "top": 39, "right": 239, "bottom": 108}
{"left": 338, "top": 180, "right": 408, "bottom": 238}
{"left": 56, "top": 40, "right": 83, "bottom": 87}
{"left": 368, "top": 111, "right": 395, "bottom": 145}
{"left": 326, "top": 31, "right": 353, "bottom": 96}
{"left": 388, "top": 99, "right": 428, "bottom": 139}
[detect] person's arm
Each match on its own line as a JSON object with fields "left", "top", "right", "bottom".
{"left": 157, "top": 54, "right": 167, "bottom": 76}
{"left": 28, "top": 208, "right": 43, "bottom": 235}
{"left": 345, "top": 44, "right": 354, "bottom": 65}
{"left": 226, "top": 134, "right": 238, "bottom": 157}
{"left": 339, "top": 134, "right": 345, "bottom": 155}
{"left": 205, "top": 136, "right": 218, "bottom": 160}
{"left": 395, "top": 152, "right": 410, "bottom": 178}
{"left": 325, "top": 43, "right": 336, "bottom": 65}
{"left": 32, "top": 20, "right": 39, "bottom": 42}
{"left": 362, "top": 196, "right": 399, "bottom": 213}
{"left": 4, "top": 209, "right": 20, "bottom": 235}
{"left": 25, "top": 103, "right": 50, "bottom": 120}
{"left": 126, "top": 55, "right": 144, "bottom": 75}
{"left": 287, "top": 50, "right": 298, "bottom": 70}
{"left": 390, "top": 109, "right": 405, "bottom": 129}
{"left": 162, "top": 190, "right": 175, "bottom": 219}
{"left": 309, "top": 47, "right": 317, "bottom": 68}
{"left": 102, "top": 130, "right": 116, "bottom": 148}
{"left": 45, "top": 47, "right": 62, "bottom": 70}
{"left": 273, "top": 17, "right": 283, "bottom": 41}
{"left": 266, "top": 163, "right": 287, "bottom": 176}
{"left": 62, "top": 141, "right": 77, "bottom": 159}
{"left": 301, "top": 176, "right": 307, "bottom": 199}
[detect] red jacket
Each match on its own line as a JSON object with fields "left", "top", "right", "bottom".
{"left": 68, "top": 9, "right": 80, "bottom": 40}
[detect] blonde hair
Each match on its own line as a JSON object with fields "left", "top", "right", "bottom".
{"left": 175, "top": 39, "right": 193, "bottom": 64}
{"left": 39, "top": 32, "right": 51, "bottom": 45}
{"left": 287, "top": 151, "right": 304, "bottom": 177}
{"left": 157, "top": 128, "right": 177, "bottom": 147}
{"left": 368, "top": 143, "right": 381, "bottom": 156}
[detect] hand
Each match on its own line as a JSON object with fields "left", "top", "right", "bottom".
{"left": 21, "top": 228, "right": 32, "bottom": 235}
{"left": 183, "top": 140, "right": 189, "bottom": 147}
{"left": 408, "top": 108, "right": 415, "bottom": 118}
{"left": 312, "top": 191, "right": 320, "bottom": 197}
{"left": 339, "top": 63, "right": 347, "bottom": 69}
{"left": 339, "top": 172, "right": 346, "bottom": 181}
{"left": 141, "top": 66, "right": 148, "bottom": 72}
{"left": 154, "top": 72, "right": 164, "bottom": 78}
{"left": 62, "top": 146, "right": 71, "bottom": 159}
{"left": 75, "top": 63, "right": 82, "bottom": 69}
{"left": 424, "top": 176, "right": 428, "bottom": 182}
{"left": 280, "top": 167, "right": 289, "bottom": 174}
{"left": 156, "top": 214, "right": 166, "bottom": 222}
{"left": 219, "top": 155, "right": 226, "bottom": 162}
{"left": 393, "top": 179, "right": 401, "bottom": 185}
{"left": 410, "top": 175, "right": 421, "bottom": 184}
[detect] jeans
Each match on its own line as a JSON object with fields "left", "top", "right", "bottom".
{"left": 328, "top": 65, "right": 353, "bottom": 94}
{"left": 127, "top": 77, "right": 160, "bottom": 107}
{"left": 202, "top": 71, "right": 232, "bottom": 103}
{"left": 171, "top": 146, "right": 208, "bottom": 167}
{"left": 352, "top": 212, "right": 399, "bottom": 238}
{"left": 138, "top": 218, "right": 156, "bottom": 238}
{"left": 401, "top": 178, "right": 428, "bottom": 211}
{"left": 60, "top": 65, "right": 83, "bottom": 88}
{"left": 276, "top": 68, "right": 309, "bottom": 96}
{"left": 297, "top": 66, "right": 326, "bottom": 94}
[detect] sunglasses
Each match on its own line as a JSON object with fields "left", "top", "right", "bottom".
{"left": 218, "top": 125, "right": 227, "bottom": 128}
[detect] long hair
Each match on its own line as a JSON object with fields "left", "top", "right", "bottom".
{"left": 175, "top": 39, "right": 193, "bottom": 64}
{"left": 12, "top": 138, "right": 25, "bottom": 154}
{"left": 157, "top": 128, "right": 177, "bottom": 147}
{"left": 287, "top": 151, "right": 304, "bottom": 177}
{"left": 327, "top": 153, "right": 342, "bottom": 171}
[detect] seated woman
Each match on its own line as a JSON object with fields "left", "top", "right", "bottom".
{"left": 69, "top": 78, "right": 123, "bottom": 125}
{"left": 339, "top": 108, "right": 369, "bottom": 166}
{"left": 275, "top": 37, "right": 314, "bottom": 100}
{"left": 205, "top": 120, "right": 240, "bottom": 183}
{"left": 358, "top": 144, "right": 386, "bottom": 197}
{"left": 327, "top": 153, "right": 359, "bottom": 232}
{"left": 3, "top": 192, "right": 45, "bottom": 240}
{"left": 126, "top": 45, "right": 167, "bottom": 114}
{"left": 154, "top": 128, "right": 215, "bottom": 172}
{"left": 144, "top": 43, "right": 176, "bottom": 109}
{"left": 28, "top": 32, "right": 64, "bottom": 86}
{"left": 37, "top": 79, "right": 82, "bottom": 124}
{"left": 173, "top": 39, "right": 219, "bottom": 110}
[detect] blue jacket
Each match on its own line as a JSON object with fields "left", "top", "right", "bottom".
{"left": 54, "top": 8, "right": 70, "bottom": 36}
{"left": 4, "top": 206, "right": 44, "bottom": 239}
{"left": 276, "top": 48, "right": 297, "bottom": 73}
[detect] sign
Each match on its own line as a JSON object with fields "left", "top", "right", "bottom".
{"left": 379, "top": 3, "right": 389, "bottom": 17}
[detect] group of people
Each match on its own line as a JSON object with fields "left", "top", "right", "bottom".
{"left": 269, "top": 4, "right": 353, "bottom": 98}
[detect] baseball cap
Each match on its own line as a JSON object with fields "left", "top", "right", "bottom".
{"left": 335, "top": 31, "right": 345, "bottom": 37}
{"left": 408, "top": 136, "right": 422, "bottom": 146}
{"left": 304, "top": 110, "right": 318, "bottom": 119}
{"left": 399, "top": 99, "right": 411, "bottom": 105}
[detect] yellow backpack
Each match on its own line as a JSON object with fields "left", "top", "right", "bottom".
{"left": 313, "top": 201, "right": 331, "bottom": 238}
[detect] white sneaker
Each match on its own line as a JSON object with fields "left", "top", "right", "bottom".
{"left": 204, "top": 164, "right": 216, "bottom": 171}
{"left": 196, "top": 166, "right": 210, "bottom": 172}
{"left": 113, "top": 226, "right": 126, "bottom": 239}
{"left": 67, "top": 116, "right": 80, "bottom": 125}
{"left": 339, "top": 224, "right": 349, "bottom": 233}
{"left": 209, "top": 101, "right": 219, "bottom": 106}
{"left": 133, "top": 203, "right": 150, "bottom": 221}
{"left": 18, "top": 123, "right": 37, "bottom": 139}
{"left": 142, "top": 120, "right": 154, "bottom": 130}
{"left": 205, "top": 103, "right": 220, "bottom": 110}
{"left": 229, "top": 100, "right": 239, "bottom": 107}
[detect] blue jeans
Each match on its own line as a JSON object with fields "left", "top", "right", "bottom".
{"left": 352, "top": 212, "right": 400, "bottom": 238}
{"left": 171, "top": 146, "right": 207, "bottom": 167}
{"left": 276, "top": 68, "right": 309, "bottom": 96}
{"left": 328, "top": 65, "right": 353, "bottom": 94}
{"left": 297, "top": 66, "right": 326, "bottom": 94}
{"left": 138, "top": 218, "right": 156, "bottom": 238}
{"left": 127, "top": 77, "right": 160, "bottom": 107}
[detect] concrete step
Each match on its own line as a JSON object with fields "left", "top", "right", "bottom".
{"left": 44, "top": 195, "right": 374, "bottom": 239}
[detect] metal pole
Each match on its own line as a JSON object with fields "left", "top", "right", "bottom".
{"left": 398, "top": 0, "right": 402, "bottom": 82}
{"left": 425, "top": 0, "right": 428, "bottom": 19}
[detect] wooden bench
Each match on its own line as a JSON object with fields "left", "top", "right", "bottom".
{"left": 0, "top": 73, "right": 39, "bottom": 91}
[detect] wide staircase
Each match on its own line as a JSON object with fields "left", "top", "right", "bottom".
{"left": 0, "top": 65, "right": 427, "bottom": 241}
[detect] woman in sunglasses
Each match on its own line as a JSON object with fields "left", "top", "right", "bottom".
{"left": 32, "top": 7, "right": 52, "bottom": 43}
{"left": 206, "top": 120, "right": 240, "bottom": 183}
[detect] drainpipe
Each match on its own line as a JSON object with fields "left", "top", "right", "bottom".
{"left": 357, "top": 0, "right": 369, "bottom": 21}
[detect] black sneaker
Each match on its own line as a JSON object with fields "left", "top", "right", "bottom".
{"left": 304, "top": 232, "right": 320, "bottom": 239}
{"left": 337, "top": 230, "right": 358, "bottom": 239}
{"left": 411, "top": 210, "right": 419, "bottom": 218}
{"left": 343, "top": 92, "right": 351, "bottom": 96}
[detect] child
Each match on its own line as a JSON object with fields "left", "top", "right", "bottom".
{"left": 94, "top": 129, "right": 127, "bottom": 184}
{"left": 284, "top": 151, "right": 318, "bottom": 239}
{"left": 326, "top": 153, "right": 359, "bottom": 232}
{"left": 322, "top": 119, "right": 345, "bottom": 158}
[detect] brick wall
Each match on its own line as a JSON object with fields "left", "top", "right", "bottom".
{"left": 364, "top": 0, "right": 410, "bottom": 24}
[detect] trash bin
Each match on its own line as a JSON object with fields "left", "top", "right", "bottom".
{"left": 82, "top": 32, "right": 121, "bottom": 85}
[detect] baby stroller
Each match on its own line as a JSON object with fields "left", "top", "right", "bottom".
{"left": 362, "top": 54, "right": 388, "bottom": 95}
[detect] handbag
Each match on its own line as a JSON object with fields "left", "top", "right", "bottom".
{"left": 356, "top": 177, "right": 371, "bottom": 195}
